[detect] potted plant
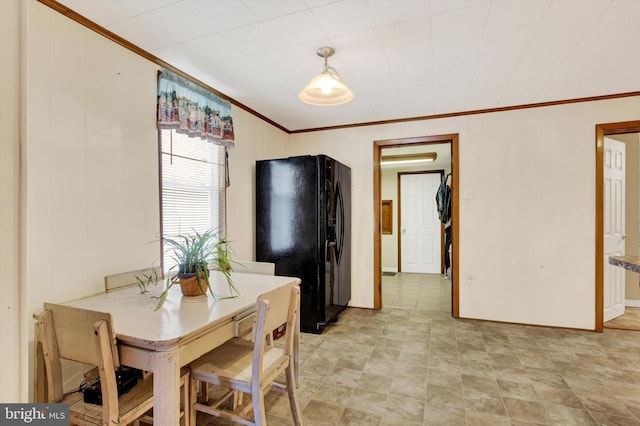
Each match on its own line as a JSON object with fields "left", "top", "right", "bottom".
{"left": 155, "top": 229, "right": 238, "bottom": 310}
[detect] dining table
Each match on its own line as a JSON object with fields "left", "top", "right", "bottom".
{"left": 37, "top": 270, "right": 301, "bottom": 425}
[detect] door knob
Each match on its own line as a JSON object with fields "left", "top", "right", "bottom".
{"left": 622, "top": 234, "right": 631, "bottom": 239}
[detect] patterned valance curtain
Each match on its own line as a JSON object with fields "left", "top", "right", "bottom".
{"left": 157, "top": 70, "right": 234, "bottom": 147}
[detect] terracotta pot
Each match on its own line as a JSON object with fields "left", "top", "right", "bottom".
{"left": 178, "top": 273, "right": 208, "bottom": 297}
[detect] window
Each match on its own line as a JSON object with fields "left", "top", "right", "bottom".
{"left": 160, "top": 129, "right": 226, "bottom": 271}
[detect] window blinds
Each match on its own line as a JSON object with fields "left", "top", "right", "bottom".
{"left": 160, "top": 129, "right": 226, "bottom": 271}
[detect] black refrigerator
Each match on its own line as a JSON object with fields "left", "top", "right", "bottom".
{"left": 255, "top": 155, "right": 351, "bottom": 334}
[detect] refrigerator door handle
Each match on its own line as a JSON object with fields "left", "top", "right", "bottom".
{"left": 335, "top": 182, "right": 345, "bottom": 263}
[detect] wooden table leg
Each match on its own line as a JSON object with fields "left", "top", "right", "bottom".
{"left": 152, "top": 348, "right": 181, "bottom": 425}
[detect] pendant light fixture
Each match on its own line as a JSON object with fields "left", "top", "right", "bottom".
{"left": 298, "top": 47, "right": 354, "bottom": 106}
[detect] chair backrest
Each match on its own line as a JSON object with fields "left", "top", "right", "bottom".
{"left": 251, "top": 284, "right": 300, "bottom": 350}
{"left": 234, "top": 261, "right": 275, "bottom": 276}
{"left": 36, "top": 304, "right": 123, "bottom": 421}
{"left": 104, "top": 266, "right": 163, "bottom": 292}
{"left": 42, "top": 303, "right": 120, "bottom": 367}
{"left": 230, "top": 261, "right": 278, "bottom": 339}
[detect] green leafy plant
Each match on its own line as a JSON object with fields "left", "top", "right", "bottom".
{"left": 134, "top": 268, "right": 160, "bottom": 294}
{"left": 155, "top": 229, "right": 238, "bottom": 310}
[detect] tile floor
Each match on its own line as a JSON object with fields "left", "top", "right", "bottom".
{"left": 198, "top": 273, "right": 640, "bottom": 425}
{"left": 605, "top": 307, "right": 640, "bottom": 331}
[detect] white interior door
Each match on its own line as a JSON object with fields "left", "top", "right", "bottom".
{"left": 604, "top": 137, "right": 626, "bottom": 322}
{"left": 400, "top": 173, "right": 441, "bottom": 273}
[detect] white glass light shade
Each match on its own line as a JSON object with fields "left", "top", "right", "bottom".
{"left": 298, "top": 71, "right": 354, "bottom": 106}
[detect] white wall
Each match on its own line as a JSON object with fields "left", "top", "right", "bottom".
{"left": 23, "top": 1, "right": 164, "bottom": 396}
{"left": 25, "top": 1, "right": 163, "bottom": 310}
{"left": 381, "top": 168, "right": 399, "bottom": 271}
{"left": 291, "top": 97, "right": 640, "bottom": 329}
{"left": 0, "top": 0, "right": 22, "bottom": 403}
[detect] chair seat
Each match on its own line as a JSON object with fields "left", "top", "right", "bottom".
{"left": 190, "top": 338, "right": 289, "bottom": 390}
{"left": 68, "top": 374, "right": 154, "bottom": 425}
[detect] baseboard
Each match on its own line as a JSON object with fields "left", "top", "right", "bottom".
{"left": 382, "top": 267, "right": 398, "bottom": 273}
{"left": 626, "top": 299, "right": 640, "bottom": 308}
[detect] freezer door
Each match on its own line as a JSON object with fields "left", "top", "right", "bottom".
{"left": 326, "top": 158, "right": 351, "bottom": 322}
{"left": 333, "top": 163, "right": 351, "bottom": 309}
{"left": 255, "top": 156, "right": 324, "bottom": 333}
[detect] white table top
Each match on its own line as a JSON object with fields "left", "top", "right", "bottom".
{"left": 64, "top": 271, "right": 301, "bottom": 350}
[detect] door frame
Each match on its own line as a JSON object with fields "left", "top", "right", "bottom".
{"left": 596, "top": 120, "right": 640, "bottom": 331}
{"left": 373, "top": 134, "right": 459, "bottom": 317}
{"left": 397, "top": 170, "right": 445, "bottom": 273}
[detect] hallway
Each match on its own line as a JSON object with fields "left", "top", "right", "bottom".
{"left": 382, "top": 272, "right": 451, "bottom": 312}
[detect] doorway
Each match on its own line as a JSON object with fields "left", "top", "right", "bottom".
{"left": 596, "top": 121, "right": 640, "bottom": 331}
{"left": 373, "top": 134, "right": 459, "bottom": 316}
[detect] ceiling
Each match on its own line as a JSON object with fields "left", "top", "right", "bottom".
{"left": 52, "top": 0, "right": 640, "bottom": 132}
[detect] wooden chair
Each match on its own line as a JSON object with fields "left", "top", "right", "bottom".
{"left": 233, "top": 261, "right": 275, "bottom": 276}
{"left": 104, "top": 266, "right": 163, "bottom": 292}
{"left": 189, "top": 284, "right": 303, "bottom": 426}
{"left": 33, "top": 303, "right": 189, "bottom": 425}
{"left": 232, "top": 261, "right": 274, "bottom": 339}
